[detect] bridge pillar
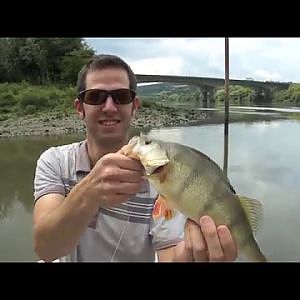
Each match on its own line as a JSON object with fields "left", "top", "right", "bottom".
{"left": 200, "top": 86, "right": 216, "bottom": 107}
{"left": 251, "top": 88, "right": 272, "bottom": 105}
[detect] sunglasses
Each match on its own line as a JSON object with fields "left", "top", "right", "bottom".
{"left": 78, "top": 88, "right": 136, "bottom": 105}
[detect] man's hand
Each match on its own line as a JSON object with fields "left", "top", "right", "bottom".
{"left": 184, "top": 215, "right": 237, "bottom": 261}
{"left": 85, "top": 150, "right": 144, "bottom": 208}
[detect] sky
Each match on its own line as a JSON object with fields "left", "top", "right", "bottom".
{"left": 84, "top": 38, "right": 300, "bottom": 83}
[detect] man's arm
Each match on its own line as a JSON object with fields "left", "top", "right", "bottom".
{"left": 157, "top": 216, "right": 237, "bottom": 262}
{"left": 33, "top": 177, "right": 100, "bottom": 262}
{"left": 33, "top": 151, "right": 144, "bottom": 262}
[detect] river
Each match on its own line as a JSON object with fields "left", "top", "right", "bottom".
{"left": 0, "top": 106, "right": 299, "bottom": 261}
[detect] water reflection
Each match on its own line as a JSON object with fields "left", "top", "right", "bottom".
{"left": 0, "top": 134, "right": 88, "bottom": 261}
{"left": 0, "top": 115, "right": 300, "bottom": 261}
{"left": 149, "top": 120, "right": 300, "bottom": 261}
{"left": 0, "top": 126, "right": 150, "bottom": 224}
{"left": 0, "top": 135, "right": 83, "bottom": 217}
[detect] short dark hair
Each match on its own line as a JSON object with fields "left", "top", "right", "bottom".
{"left": 76, "top": 54, "right": 137, "bottom": 94}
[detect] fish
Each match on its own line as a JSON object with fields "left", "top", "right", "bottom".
{"left": 123, "top": 135, "right": 267, "bottom": 262}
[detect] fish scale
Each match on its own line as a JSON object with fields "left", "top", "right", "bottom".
{"left": 125, "top": 135, "right": 267, "bottom": 262}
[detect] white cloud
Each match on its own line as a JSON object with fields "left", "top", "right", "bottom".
{"left": 85, "top": 38, "right": 300, "bottom": 83}
{"left": 252, "top": 69, "right": 282, "bottom": 81}
{"left": 129, "top": 57, "right": 183, "bottom": 75}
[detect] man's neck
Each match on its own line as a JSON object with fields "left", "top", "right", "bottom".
{"left": 86, "top": 137, "right": 128, "bottom": 168}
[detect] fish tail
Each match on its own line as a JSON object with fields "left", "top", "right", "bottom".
{"left": 234, "top": 228, "right": 267, "bottom": 262}
{"left": 230, "top": 219, "right": 267, "bottom": 262}
{"left": 241, "top": 241, "right": 268, "bottom": 262}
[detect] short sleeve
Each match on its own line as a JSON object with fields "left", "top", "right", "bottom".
{"left": 33, "top": 147, "right": 65, "bottom": 203}
{"left": 149, "top": 210, "right": 187, "bottom": 250}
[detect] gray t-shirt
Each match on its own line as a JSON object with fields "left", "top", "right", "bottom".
{"left": 34, "top": 140, "right": 186, "bottom": 262}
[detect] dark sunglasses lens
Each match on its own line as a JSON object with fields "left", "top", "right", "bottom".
{"left": 112, "top": 89, "right": 135, "bottom": 104}
{"left": 81, "top": 90, "right": 107, "bottom": 105}
{"left": 80, "top": 89, "right": 135, "bottom": 105}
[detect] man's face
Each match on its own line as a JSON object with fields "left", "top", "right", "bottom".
{"left": 75, "top": 68, "right": 140, "bottom": 146}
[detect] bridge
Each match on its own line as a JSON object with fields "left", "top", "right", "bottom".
{"left": 136, "top": 74, "right": 291, "bottom": 105}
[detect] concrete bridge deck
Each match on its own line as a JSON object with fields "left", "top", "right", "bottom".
{"left": 136, "top": 74, "right": 291, "bottom": 90}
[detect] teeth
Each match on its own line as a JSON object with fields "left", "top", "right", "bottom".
{"left": 101, "top": 120, "right": 118, "bottom": 125}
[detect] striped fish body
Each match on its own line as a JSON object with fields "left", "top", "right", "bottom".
{"left": 125, "top": 136, "right": 267, "bottom": 262}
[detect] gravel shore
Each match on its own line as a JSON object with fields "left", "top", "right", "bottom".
{"left": 0, "top": 105, "right": 285, "bottom": 138}
{"left": 0, "top": 106, "right": 210, "bottom": 137}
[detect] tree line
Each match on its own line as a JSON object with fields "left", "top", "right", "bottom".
{"left": 0, "top": 38, "right": 95, "bottom": 85}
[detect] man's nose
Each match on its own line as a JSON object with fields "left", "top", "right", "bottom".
{"left": 102, "top": 96, "right": 117, "bottom": 112}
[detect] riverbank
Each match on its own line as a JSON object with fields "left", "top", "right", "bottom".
{"left": 0, "top": 105, "right": 288, "bottom": 138}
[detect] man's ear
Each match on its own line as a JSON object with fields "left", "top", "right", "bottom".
{"left": 74, "top": 99, "right": 85, "bottom": 120}
{"left": 132, "top": 97, "right": 141, "bottom": 116}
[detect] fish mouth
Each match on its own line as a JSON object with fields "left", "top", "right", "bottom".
{"left": 146, "top": 163, "right": 168, "bottom": 176}
{"left": 151, "top": 165, "right": 165, "bottom": 175}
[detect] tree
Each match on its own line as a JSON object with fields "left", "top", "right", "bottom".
{"left": 0, "top": 38, "right": 96, "bottom": 85}
{"left": 0, "top": 38, "right": 11, "bottom": 82}
{"left": 17, "top": 38, "right": 48, "bottom": 84}
{"left": 35, "top": 38, "right": 95, "bottom": 84}
{"left": 60, "top": 47, "right": 95, "bottom": 85}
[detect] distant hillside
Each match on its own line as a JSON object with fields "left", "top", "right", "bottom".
{"left": 137, "top": 82, "right": 200, "bottom": 96}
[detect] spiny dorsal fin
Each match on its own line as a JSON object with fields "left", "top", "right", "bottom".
{"left": 238, "top": 195, "right": 263, "bottom": 234}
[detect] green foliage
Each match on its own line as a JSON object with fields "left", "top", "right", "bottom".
{"left": 216, "top": 86, "right": 252, "bottom": 104}
{"left": 0, "top": 90, "right": 17, "bottom": 106}
{"left": 273, "top": 83, "right": 300, "bottom": 104}
{"left": 0, "top": 38, "right": 95, "bottom": 85}
{"left": 0, "top": 114, "right": 8, "bottom": 121}
{"left": 23, "top": 104, "right": 37, "bottom": 115}
{"left": 0, "top": 83, "right": 77, "bottom": 116}
{"left": 215, "top": 89, "right": 225, "bottom": 102}
{"left": 60, "top": 48, "right": 95, "bottom": 85}
{"left": 288, "top": 84, "right": 300, "bottom": 104}
{"left": 141, "top": 99, "right": 162, "bottom": 108}
{"left": 0, "top": 38, "right": 11, "bottom": 82}
{"left": 140, "top": 99, "right": 151, "bottom": 108}
{"left": 18, "top": 93, "right": 49, "bottom": 113}
{"left": 273, "top": 89, "right": 291, "bottom": 103}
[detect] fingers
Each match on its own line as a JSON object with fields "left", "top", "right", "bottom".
{"left": 118, "top": 144, "right": 141, "bottom": 162}
{"left": 95, "top": 153, "right": 144, "bottom": 183}
{"left": 183, "top": 225, "right": 194, "bottom": 261}
{"left": 217, "top": 225, "right": 238, "bottom": 261}
{"left": 200, "top": 216, "right": 225, "bottom": 261}
{"left": 118, "top": 144, "right": 134, "bottom": 156}
{"left": 119, "top": 169, "right": 144, "bottom": 183}
{"left": 101, "top": 153, "right": 143, "bottom": 172}
{"left": 185, "top": 219, "right": 208, "bottom": 261}
{"left": 199, "top": 216, "right": 238, "bottom": 261}
{"left": 88, "top": 152, "right": 146, "bottom": 208}
{"left": 103, "top": 168, "right": 143, "bottom": 183}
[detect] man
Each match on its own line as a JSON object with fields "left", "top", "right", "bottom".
{"left": 33, "top": 54, "right": 237, "bottom": 262}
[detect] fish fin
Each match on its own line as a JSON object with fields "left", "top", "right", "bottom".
{"left": 164, "top": 207, "right": 176, "bottom": 220}
{"left": 152, "top": 194, "right": 176, "bottom": 220}
{"left": 153, "top": 194, "right": 164, "bottom": 220}
{"left": 238, "top": 195, "right": 263, "bottom": 233}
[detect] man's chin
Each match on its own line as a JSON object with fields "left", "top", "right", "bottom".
{"left": 94, "top": 132, "right": 127, "bottom": 146}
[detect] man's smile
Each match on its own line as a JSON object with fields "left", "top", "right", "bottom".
{"left": 99, "top": 120, "right": 121, "bottom": 126}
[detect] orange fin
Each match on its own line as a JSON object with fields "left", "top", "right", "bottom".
{"left": 164, "top": 207, "right": 175, "bottom": 220}
{"left": 153, "top": 194, "right": 175, "bottom": 220}
{"left": 153, "top": 196, "right": 163, "bottom": 220}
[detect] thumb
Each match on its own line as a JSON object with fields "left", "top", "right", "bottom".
{"left": 118, "top": 144, "right": 131, "bottom": 155}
